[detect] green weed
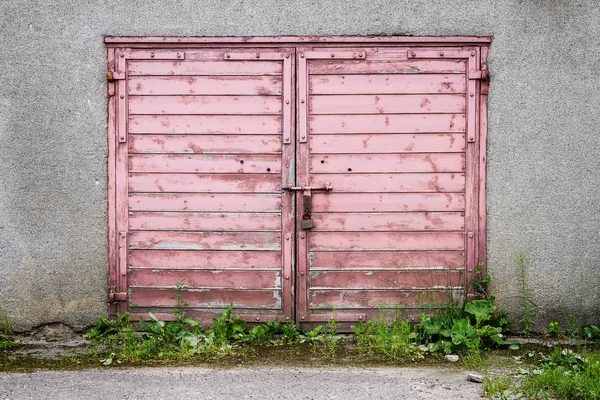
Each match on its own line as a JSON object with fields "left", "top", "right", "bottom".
{"left": 516, "top": 251, "right": 535, "bottom": 336}
{"left": 482, "top": 376, "right": 518, "bottom": 400}
{"left": 0, "top": 313, "right": 18, "bottom": 351}
{"left": 352, "top": 315, "right": 422, "bottom": 361}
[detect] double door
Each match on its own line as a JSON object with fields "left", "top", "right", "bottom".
{"left": 108, "top": 43, "right": 486, "bottom": 327}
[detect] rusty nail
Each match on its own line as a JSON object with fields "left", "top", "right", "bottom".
{"left": 226, "top": 53, "right": 230, "bottom": 58}
{"left": 300, "top": 53, "right": 304, "bottom": 58}
{"left": 301, "top": 315, "right": 305, "bottom": 320}
{"left": 120, "top": 95, "right": 124, "bottom": 99}
{"left": 150, "top": 52, "right": 155, "bottom": 58}
{"left": 256, "top": 53, "right": 260, "bottom": 58}
{"left": 177, "top": 53, "right": 181, "bottom": 58}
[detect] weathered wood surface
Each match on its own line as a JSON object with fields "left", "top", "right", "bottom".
{"left": 310, "top": 212, "right": 464, "bottom": 231}
{"left": 129, "top": 212, "right": 281, "bottom": 231}
{"left": 129, "top": 231, "right": 281, "bottom": 251}
{"left": 129, "top": 135, "right": 282, "bottom": 154}
{"left": 129, "top": 193, "right": 281, "bottom": 212}
{"left": 129, "top": 250, "right": 281, "bottom": 269}
{"left": 129, "top": 115, "right": 282, "bottom": 134}
{"left": 311, "top": 173, "right": 465, "bottom": 193}
{"left": 311, "top": 193, "right": 465, "bottom": 212}
{"left": 309, "top": 269, "right": 464, "bottom": 289}
{"left": 128, "top": 60, "right": 282, "bottom": 76}
{"left": 130, "top": 269, "right": 281, "bottom": 289}
{"left": 309, "top": 60, "right": 466, "bottom": 75}
{"left": 310, "top": 74, "right": 466, "bottom": 95}
{"left": 309, "top": 289, "right": 456, "bottom": 309}
{"left": 310, "top": 94, "right": 465, "bottom": 114}
{"left": 129, "top": 95, "right": 282, "bottom": 115}
{"left": 129, "top": 76, "right": 283, "bottom": 95}
{"left": 309, "top": 134, "right": 465, "bottom": 154}
{"left": 309, "top": 114, "right": 465, "bottom": 134}
{"left": 309, "top": 251, "right": 465, "bottom": 269}
{"left": 310, "top": 153, "right": 465, "bottom": 173}
{"left": 128, "top": 173, "right": 281, "bottom": 193}
{"left": 308, "top": 232, "right": 464, "bottom": 251}
{"left": 129, "top": 154, "right": 282, "bottom": 173}
{"left": 130, "top": 288, "right": 282, "bottom": 308}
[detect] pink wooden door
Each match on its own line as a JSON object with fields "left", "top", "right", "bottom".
{"left": 108, "top": 42, "right": 486, "bottom": 326}
{"left": 111, "top": 48, "right": 295, "bottom": 323}
{"left": 294, "top": 47, "right": 483, "bottom": 325}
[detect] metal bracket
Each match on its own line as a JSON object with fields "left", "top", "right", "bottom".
{"left": 108, "top": 292, "right": 127, "bottom": 302}
{"left": 107, "top": 70, "right": 125, "bottom": 81}
{"left": 282, "top": 183, "right": 332, "bottom": 192}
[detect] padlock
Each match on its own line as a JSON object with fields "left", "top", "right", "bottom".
{"left": 301, "top": 212, "right": 314, "bottom": 229}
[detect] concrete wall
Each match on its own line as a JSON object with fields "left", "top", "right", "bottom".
{"left": 0, "top": 0, "right": 598, "bottom": 331}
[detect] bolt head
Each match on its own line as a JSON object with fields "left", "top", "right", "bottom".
{"left": 440, "top": 52, "right": 444, "bottom": 56}
{"left": 300, "top": 53, "right": 305, "bottom": 58}
{"left": 331, "top": 53, "right": 335, "bottom": 57}
{"left": 150, "top": 53, "right": 155, "bottom": 58}
{"left": 411, "top": 51, "right": 416, "bottom": 57}
{"left": 120, "top": 95, "right": 124, "bottom": 99}
{"left": 256, "top": 316, "right": 260, "bottom": 321}
{"left": 301, "top": 315, "right": 305, "bottom": 320}
{"left": 285, "top": 54, "right": 290, "bottom": 59}
{"left": 471, "top": 51, "right": 476, "bottom": 56}
{"left": 286, "top": 100, "right": 290, "bottom": 104}
{"left": 226, "top": 53, "right": 230, "bottom": 58}
{"left": 470, "top": 93, "right": 475, "bottom": 97}
{"left": 177, "top": 53, "right": 181, "bottom": 58}
{"left": 256, "top": 53, "right": 260, "bottom": 58}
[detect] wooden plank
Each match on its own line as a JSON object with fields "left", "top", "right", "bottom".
{"left": 309, "top": 74, "right": 465, "bottom": 95}
{"left": 309, "top": 269, "right": 464, "bottom": 289}
{"left": 308, "top": 232, "right": 465, "bottom": 251}
{"left": 309, "top": 60, "right": 466, "bottom": 75}
{"left": 128, "top": 193, "right": 281, "bottom": 212}
{"left": 129, "top": 134, "right": 282, "bottom": 154}
{"left": 129, "top": 154, "right": 281, "bottom": 174}
{"left": 129, "top": 269, "right": 281, "bottom": 289}
{"left": 129, "top": 250, "right": 280, "bottom": 269}
{"left": 312, "top": 212, "right": 464, "bottom": 232}
{"left": 311, "top": 173, "right": 465, "bottom": 193}
{"left": 311, "top": 193, "right": 465, "bottom": 212}
{"left": 129, "top": 212, "right": 281, "bottom": 231}
{"left": 310, "top": 153, "right": 465, "bottom": 173}
{"left": 309, "top": 290, "right": 457, "bottom": 309}
{"left": 309, "top": 114, "right": 465, "bottom": 134}
{"left": 130, "top": 288, "right": 281, "bottom": 308}
{"left": 129, "top": 96, "right": 282, "bottom": 115}
{"left": 128, "top": 76, "right": 282, "bottom": 96}
{"left": 129, "top": 115, "right": 282, "bottom": 134}
{"left": 128, "top": 60, "right": 282, "bottom": 76}
{"left": 128, "top": 173, "right": 280, "bottom": 193}
{"left": 309, "top": 251, "right": 465, "bottom": 269}
{"left": 129, "top": 231, "right": 282, "bottom": 251}
{"left": 310, "top": 134, "right": 465, "bottom": 154}
{"left": 310, "top": 94, "right": 465, "bottom": 114}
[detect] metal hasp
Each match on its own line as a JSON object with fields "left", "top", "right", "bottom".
{"left": 281, "top": 183, "right": 333, "bottom": 192}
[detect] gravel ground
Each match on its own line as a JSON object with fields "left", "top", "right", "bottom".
{"left": 0, "top": 366, "right": 483, "bottom": 399}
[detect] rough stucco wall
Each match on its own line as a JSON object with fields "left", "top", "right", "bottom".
{"left": 0, "top": 0, "right": 598, "bottom": 331}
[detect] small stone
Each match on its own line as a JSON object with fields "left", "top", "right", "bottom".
{"left": 467, "top": 373, "right": 483, "bottom": 383}
{"left": 445, "top": 354, "right": 459, "bottom": 362}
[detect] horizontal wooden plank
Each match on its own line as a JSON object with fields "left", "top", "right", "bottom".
{"left": 310, "top": 74, "right": 465, "bottom": 95}
{"left": 128, "top": 173, "right": 280, "bottom": 193}
{"left": 129, "top": 115, "right": 282, "bottom": 134}
{"left": 310, "top": 114, "right": 465, "bottom": 134}
{"left": 129, "top": 134, "right": 282, "bottom": 154}
{"left": 129, "top": 96, "right": 283, "bottom": 115}
{"left": 309, "top": 60, "right": 466, "bottom": 75}
{"left": 129, "top": 250, "right": 281, "bottom": 269}
{"left": 129, "top": 154, "right": 281, "bottom": 174}
{"left": 309, "top": 269, "right": 464, "bottom": 289}
{"left": 129, "top": 231, "right": 281, "bottom": 251}
{"left": 311, "top": 173, "right": 465, "bottom": 193}
{"left": 311, "top": 212, "right": 464, "bottom": 232}
{"left": 308, "top": 232, "right": 464, "bottom": 251}
{"left": 129, "top": 193, "right": 281, "bottom": 212}
{"left": 129, "top": 212, "right": 281, "bottom": 231}
{"left": 309, "top": 134, "right": 465, "bottom": 154}
{"left": 311, "top": 153, "right": 465, "bottom": 173}
{"left": 130, "top": 288, "right": 281, "bottom": 309}
{"left": 309, "top": 290, "right": 458, "bottom": 309}
{"left": 310, "top": 94, "right": 465, "bottom": 114}
{"left": 129, "top": 76, "right": 283, "bottom": 96}
{"left": 130, "top": 269, "right": 281, "bottom": 289}
{"left": 128, "top": 60, "right": 282, "bottom": 76}
{"left": 309, "top": 251, "right": 465, "bottom": 269}
{"left": 311, "top": 193, "right": 465, "bottom": 212}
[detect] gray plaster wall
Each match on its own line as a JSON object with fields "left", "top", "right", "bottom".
{"left": 0, "top": 0, "right": 598, "bottom": 332}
